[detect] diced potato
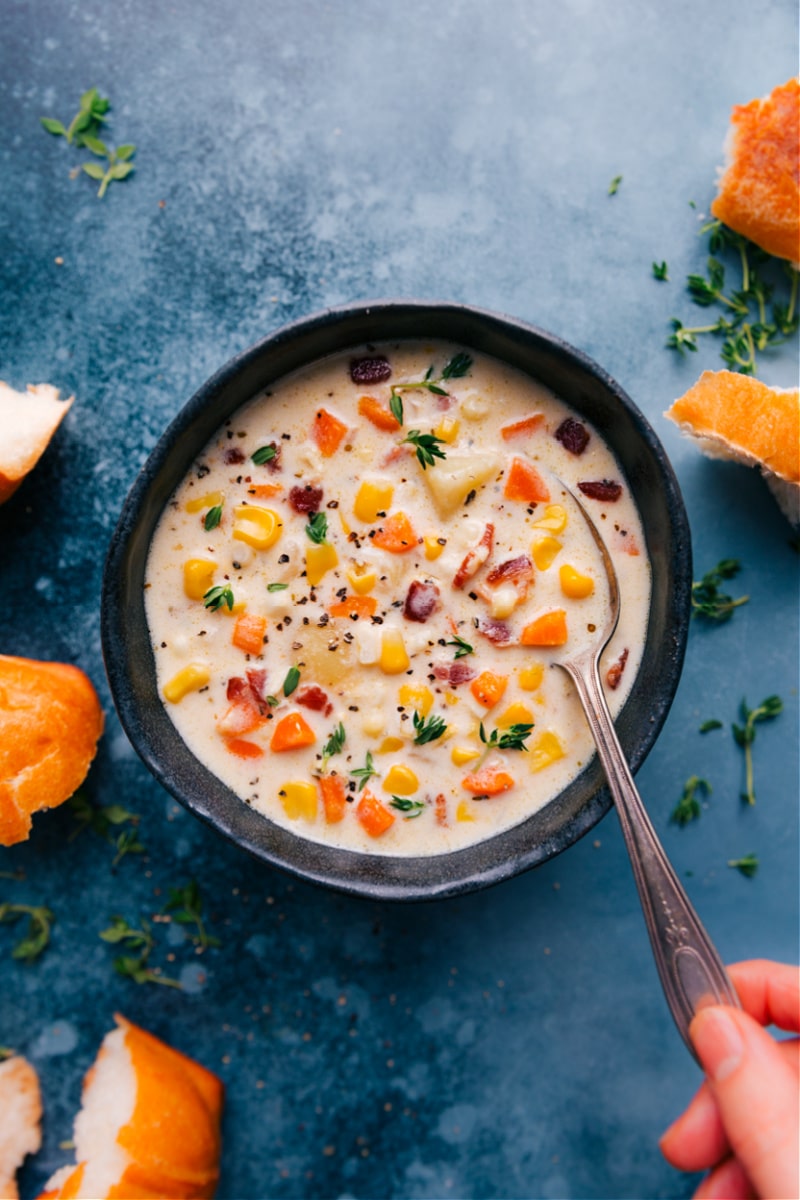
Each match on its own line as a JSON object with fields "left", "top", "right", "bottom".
{"left": 163, "top": 663, "right": 210, "bottom": 703}
{"left": 424, "top": 534, "right": 446, "bottom": 560}
{"left": 379, "top": 629, "right": 410, "bottom": 675}
{"left": 362, "top": 711, "right": 385, "bottom": 737}
{"left": 496, "top": 702, "right": 534, "bottom": 728}
{"left": 489, "top": 583, "right": 519, "bottom": 619}
{"left": 559, "top": 564, "right": 595, "bottom": 599}
{"left": 529, "top": 730, "right": 566, "bottom": 772}
{"left": 532, "top": 536, "right": 562, "bottom": 571}
{"left": 183, "top": 558, "right": 217, "bottom": 601}
{"left": 422, "top": 453, "right": 500, "bottom": 517}
{"left": 279, "top": 781, "right": 318, "bottom": 821}
{"left": 354, "top": 480, "right": 394, "bottom": 523}
{"left": 382, "top": 764, "right": 419, "bottom": 795}
{"left": 398, "top": 683, "right": 433, "bottom": 716}
{"left": 451, "top": 745, "right": 481, "bottom": 766}
{"left": 232, "top": 505, "right": 282, "bottom": 551}
{"left": 184, "top": 490, "right": 223, "bottom": 514}
{"left": 461, "top": 393, "right": 489, "bottom": 420}
{"left": 533, "top": 504, "right": 567, "bottom": 532}
{"left": 306, "top": 542, "right": 338, "bottom": 586}
{"left": 518, "top": 664, "right": 545, "bottom": 691}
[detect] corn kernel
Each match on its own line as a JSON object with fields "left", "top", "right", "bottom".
{"left": 382, "top": 764, "right": 419, "bottom": 795}
{"left": 434, "top": 416, "right": 460, "bottom": 443}
{"left": 163, "top": 663, "right": 210, "bottom": 703}
{"left": 183, "top": 559, "right": 217, "bottom": 601}
{"left": 496, "top": 702, "right": 534, "bottom": 728}
{"left": 377, "top": 736, "right": 405, "bottom": 754}
{"left": 398, "top": 683, "right": 433, "bottom": 716}
{"left": 532, "top": 536, "right": 562, "bottom": 571}
{"left": 533, "top": 504, "right": 567, "bottom": 533}
{"left": 529, "top": 730, "right": 566, "bottom": 772}
{"left": 444, "top": 690, "right": 459, "bottom": 706}
{"left": 354, "top": 480, "right": 394, "bottom": 523}
{"left": 232, "top": 505, "right": 282, "bottom": 551}
{"left": 424, "top": 534, "right": 446, "bottom": 561}
{"left": 184, "top": 490, "right": 223, "bottom": 514}
{"left": 306, "top": 542, "right": 339, "bottom": 586}
{"left": 451, "top": 745, "right": 481, "bottom": 767}
{"left": 518, "top": 664, "right": 545, "bottom": 691}
{"left": 456, "top": 799, "right": 477, "bottom": 822}
{"left": 279, "top": 781, "right": 318, "bottom": 821}
{"left": 559, "top": 564, "right": 595, "bottom": 599}
{"left": 339, "top": 509, "right": 352, "bottom": 536}
{"left": 346, "top": 564, "right": 377, "bottom": 595}
{"left": 379, "top": 629, "right": 410, "bottom": 675}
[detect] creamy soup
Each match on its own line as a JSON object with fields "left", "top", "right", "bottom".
{"left": 145, "top": 343, "right": 650, "bottom": 855}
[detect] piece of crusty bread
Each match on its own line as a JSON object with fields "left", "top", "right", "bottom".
{"left": 0, "top": 382, "right": 74, "bottom": 505}
{"left": 0, "top": 1056, "right": 43, "bottom": 1200}
{"left": 710, "top": 78, "right": 800, "bottom": 264}
{"left": 666, "top": 370, "right": 800, "bottom": 525}
{"left": 39, "top": 1015, "right": 224, "bottom": 1200}
{"left": 0, "top": 656, "right": 104, "bottom": 847}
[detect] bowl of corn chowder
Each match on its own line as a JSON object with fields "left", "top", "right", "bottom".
{"left": 102, "top": 302, "right": 691, "bottom": 899}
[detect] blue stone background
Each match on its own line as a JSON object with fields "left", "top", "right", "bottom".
{"left": 1, "top": 1, "right": 797, "bottom": 1197}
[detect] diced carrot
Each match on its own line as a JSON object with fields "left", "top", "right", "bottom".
{"left": 232, "top": 613, "right": 267, "bottom": 655}
{"left": 503, "top": 457, "right": 550, "bottom": 504}
{"left": 358, "top": 394, "right": 401, "bottom": 432}
{"left": 372, "top": 511, "right": 418, "bottom": 554}
{"left": 500, "top": 413, "right": 545, "bottom": 441}
{"left": 328, "top": 595, "right": 378, "bottom": 619}
{"left": 270, "top": 711, "right": 317, "bottom": 752}
{"left": 461, "top": 767, "right": 515, "bottom": 796}
{"left": 225, "top": 738, "right": 264, "bottom": 759}
{"left": 520, "top": 609, "right": 568, "bottom": 646}
{"left": 248, "top": 483, "right": 283, "bottom": 499}
{"left": 355, "top": 789, "right": 395, "bottom": 837}
{"left": 470, "top": 670, "right": 508, "bottom": 708}
{"left": 319, "top": 774, "right": 347, "bottom": 823}
{"left": 312, "top": 408, "right": 348, "bottom": 457}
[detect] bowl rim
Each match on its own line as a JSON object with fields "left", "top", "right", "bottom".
{"left": 101, "top": 299, "right": 692, "bottom": 901}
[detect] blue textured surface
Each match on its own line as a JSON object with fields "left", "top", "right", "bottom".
{"left": 1, "top": 2, "right": 797, "bottom": 1198}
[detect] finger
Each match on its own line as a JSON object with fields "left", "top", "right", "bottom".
{"left": 660, "top": 1038, "right": 799, "bottom": 1171}
{"left": 694, "top": 1156, "right": 755, "bottom": 1200}
{"left": 691, "top": 1006, "right": 799, "bottom": 1200}
{"left": 728, "top": 960, "right": 800, "bottom": 1031}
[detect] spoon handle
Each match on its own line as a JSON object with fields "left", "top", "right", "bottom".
{"left": 561, "top": 656, "right": 741, "bottom": 1058}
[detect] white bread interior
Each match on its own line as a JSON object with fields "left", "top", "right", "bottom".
{"left": 0, "top": 381, "right": 74, "bottom": 488}
{"left": 0, "top": 1056, "right": 42, "bottom": 1200}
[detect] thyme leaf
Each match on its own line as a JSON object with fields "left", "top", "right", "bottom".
{"left": 447, "top": 636, "right": 474, "bottom": 659}
{"left": 389, "top": 796, "right": 425, "bottom": 819}
{"left": 691, "top": 559, "right": 748, "bottom": 622}
{"left": 305, "top": 511, "right": 328, "bottom": 544}
{"left": 99, "top": 916, "right": 182, "bottom": 988}
{"left": 164, "top": 880, "right": 220, "bottom": 950}
{"left": 401, "top": 430, "right": 447, "bottom": 470}
{"left": 0, "top": 903, "right": 54, "bottom": 963}
{"left": 733, "top": 695, "right": 782, "bottom": 805}
{"left": 727, "top": 853, "right": 759, "bottom": 878}
{"left": 350, "top": 750, "right": 378, "bottom": 792}
{"left": 320, "top": 722, "right": 346, "bottom": 773}
{"left": 670, "top": 775, "right": 710, "bottom": 826}
{"left": 412, "top": 711, "right": 448, "bottom": 745}
{"left": 203, "top": 583, "right": 234, "bottom": 612}
{"left": 252, "top": 445, "right": 277, "bottom": 465}
{"left": 204, "top": 503, "right": 223, "bottom": 532}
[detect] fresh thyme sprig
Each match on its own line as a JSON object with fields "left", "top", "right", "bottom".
{"left": 80, "top": 136, "right": 136, "bottom": 199}
{"left": 68, "top": 792, "right": 144, "bottom": 866}
{"left": 203, "top": 583, "right": 235, "bottom": 611}
{"left": 412, "top": 711, "right": 448, "bottom": 745}
{"left": 0, "top": 903, "right": 54, "bottom": 963}
{"left": 691, "top": 559, "right": 749, "bottom": 623}
{"left": 670, "top": 775, "right": 710, "bottom": 826}
{"left": 350, "top": 750, "right": 378, "bottom": 792}
{"left": 204, "top": 502, "right": 223, "bottom": 532}
{"left": 164, "top": 881, "right": 220, "bottom": 950}
{"left": 733, "top": 695, "right": 783, "bottom": 805}
{"left": 305, "top": 511, "right": 328, "bottom": 544}
{"left": 477, "top": 721, "right": 534, "bottom": 766}
{"left": 727, "top": 853, "right": 759, "bottom": 878}
{"left": 389, "top": 353, "right": 474, "bottom": 409}
{"left": 608, "top": 175, "right": 622, "bottom": 196}
{"left": 40, "top": 89, "right": 136, "bottom": 198}
{"left": 667, "top": 220, "right": 799, "bottom": 373}
{"left": 389, "top": 797, "right": 425, "bottom": 819}
{"left": 41, "top": 87, "right": 109, "bottom": 146}
{"left": 652, "top": 261, "right": 669, "bottom": 281}
{"left": 320, "top": 722, "right": 346, "bottom": 773}
{"left": 446, "top": 636, "right": 474, "bottom": 659}
{"left": 401, "top": 430, "right": 447, "bottom": 470}
{"left": 99, "top": 916, "right": 182, "bottom": 988}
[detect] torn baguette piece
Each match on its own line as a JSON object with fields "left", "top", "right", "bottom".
{"left": 710, "top": 77, "right": 800, "bottom": 264}
{"left": 0, "top": 382, "right": 74, "bottom": 505}
{"left": 0, "top": 656, "right": 104, "bottom": 847}
{"left": 38, "top": 1015, "right": 224, "bottom": 1200}
{"left": 666, "top": 370, "right": 800, "bottom": 525}
{"left": 0, "top": 1055, "right": 43, "bottom": 1200}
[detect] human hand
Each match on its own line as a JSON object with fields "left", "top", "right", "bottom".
{"left": 660, "top": 959, "right": 799, "bottom": 1199}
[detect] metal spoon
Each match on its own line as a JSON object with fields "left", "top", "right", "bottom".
{"left": 550, "top": 479, "right": 740, "bottom": 1057}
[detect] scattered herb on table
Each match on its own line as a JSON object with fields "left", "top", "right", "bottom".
{"left": 203, "top": 583, "right": 235, "bottom": 612}
{"left": 412, "top": 711, "right": 448, "bottom": 745}
{"left": 447, "top": 635, "right": 474, "bottom": 659}
{"left": 608, "top": 175, "right": 623, "bottom": 195}
{"left": 305, "top": 511, "right": 328, "bottom": 544}
{"left": 41, "top": 88, "right": 136, "bottom": 198}
{"left": 0, "top": 903, "right": 54, "bottom": 962}
{"left": 80, "top": 137, "right": 136, "bottom": 198}
{"left": 652, "top": 261, "right": 669, "bottom": 281}
{"left": 111, "top": 827, "right": 145, "bottom": 868}
{"left": 389, "top": 797, "right": 425, "bottom": 819}
{"left": 0, "top": 1047, "right": 13, "bottom": 1061}
{"left": 320, "top": 722, "right": 346, "bottom": 773}
{"left": 99, "top": 916, "right": 182, "bottom": 988}
{"left": 204, "top": 502, "right": 223, "bottom": 532}
{"left": 733, "top": 695, "right": 783, "bottom": 805}
{"left": 350, "top": 750, "right": 378, "bottom": 791}
{"left": 691, "top": 559, "right": 749, "bottom": 622}
{"left": 252, "top": 445, "right": 277, "bottom": 465}
{"left": 40, "top": 86, "right": 109, "bottom": 146}
{"left": 667, "top": 220, "right": 799, "bottom": 373}
{"left": 670, "top": 775, "right": 711, "bottom": 826}
{"left": 68, "top": 791, "right": 143, "bottom": 860}
{"left": 728, "top": 853, "right": 759, "bottom": 878}
{"left": 164, "top": 881, "right": 220, "bottom": 950}
{"left": 699, "top": 719, "right": 723, "bottom": 733}
{"left": 282, "top": 665, "right": 300, "bottom": 697}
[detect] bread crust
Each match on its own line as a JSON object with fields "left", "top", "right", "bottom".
{"left": 0, "top": 1056, "right": 43, "bottom": 1200}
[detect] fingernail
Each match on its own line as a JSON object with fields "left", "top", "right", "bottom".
{"left": 690, "top": 1007, "right": 744, "bottom": 1082}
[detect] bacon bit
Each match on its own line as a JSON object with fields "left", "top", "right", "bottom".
{"left": 255, "top": 441, "right": 281, "bottom": 472}
{"left": 435, "top": 393, "right": 453, "bottom": 410}
{"left": 289, "top": 483, "right": 324, "bottom": 513}
{"left": 296, "top": 684, "right": 333, "bottom": 716}
{"left": 476, "top": 616, "right": 512, "bottom": 645}
{"left": 435, "top": 793, "right": 448, "bottom": 827}
{"left": 616, "top": 530, "right": 641, "bottom": 556}
{"left": 403, "top": 579, "right": 441, "bottom": 623}
{"left": 500, "top": 413, "right": 545, "bottom": 440}
{"left": 224, "top": 446, "right": 246, "bottom": 465}
{"left": 219, "top": 676, "right": 267, "bottom": 735}
{"left": 453, "top": 523, "right": 494, "bottom": 589}
{"left": 350, "top": 356, "right": 392, "bottom": 385}
{"left": 606, "top": 648, "right": 629, "bottom": 690}
{"left": 433, "top": 661, "right": 477, "bottom": 686}
{"left": 484, "top": 554, "right": 534, "bottom": 604}
{"left": 380, "top": 444, "right": 413, "bottom": 469}
{"left": 245, "top": 669, "right": 268, "bottom": 701}
{"left": 555, "top": 418, "right": 590, "bottom": 456}
{"left": 578, "top": 479, "right": 623, "bottom": 502}
{"left": 225, "top": 738, "right": 264, "bottom": 759}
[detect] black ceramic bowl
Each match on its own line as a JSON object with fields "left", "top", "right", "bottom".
{"left": 102, "top": 301, "right": 691, "bottom": 901}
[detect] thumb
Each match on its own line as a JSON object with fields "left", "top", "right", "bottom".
{"left": 690, "top": 1005, "right": 799, "bottom": 1200}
